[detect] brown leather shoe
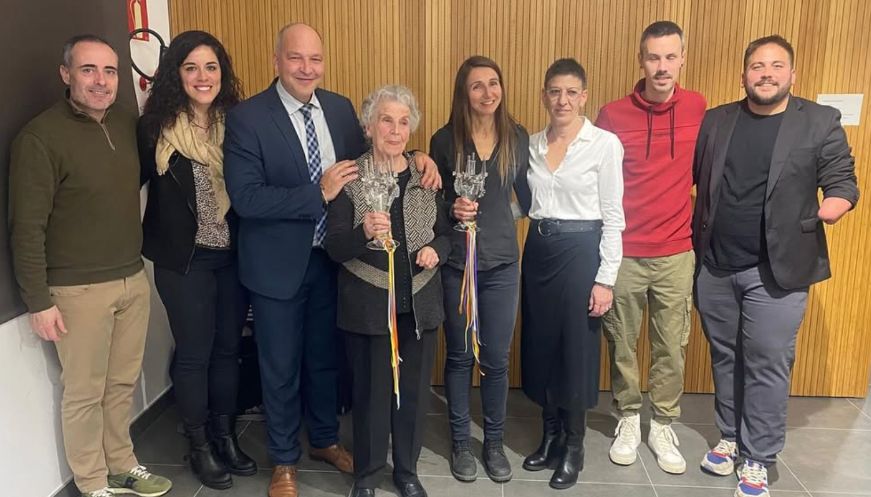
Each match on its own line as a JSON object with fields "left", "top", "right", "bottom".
{"left": 309, "top": 444, "right": 354, "bottom": 473}
{"left": 268, "top": 465, "right": 298, "bottom": 497}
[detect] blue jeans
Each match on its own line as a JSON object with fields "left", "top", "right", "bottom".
{"left": 442, "top": 262, "right": 519, "bottom": 442}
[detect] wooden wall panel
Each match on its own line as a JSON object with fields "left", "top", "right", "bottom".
{"left": 169, "top": 0, "right": 871, "bottom": 397}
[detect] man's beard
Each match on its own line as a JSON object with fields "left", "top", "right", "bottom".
{"left": 745, "top": 80, "right": 791, "bottom": 106}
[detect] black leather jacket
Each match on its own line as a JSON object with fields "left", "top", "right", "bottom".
{"left": 137, "top": 120, "right": 238, "bottom": 274}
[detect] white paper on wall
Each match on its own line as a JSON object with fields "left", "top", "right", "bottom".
{"left": 816, "top": 93, "right": 864, "bottom": 126}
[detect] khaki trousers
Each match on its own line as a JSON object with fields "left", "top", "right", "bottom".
{"left": 51, "top": 269, "right": 150, "bottom": 492}
{"left": 602, "top": 251, "right": 694, "bottom": 423}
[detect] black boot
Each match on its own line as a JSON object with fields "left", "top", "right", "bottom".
{"left": 209, "top": 414, "right": 257, "bottom": 476}
{"left": 523, "top": 406, "right": 563, "bottom": 471}
{"left": 482, "top": 439, "right": 512, "bottom": 482}
{"left": 187, "top": 425, "right": 233, "bottom": 489}
{"left": 549, "top": 409, "right": 585, "bottom": 490}
{"left": 450, "top": 440, "right": 477, "bottom": 482}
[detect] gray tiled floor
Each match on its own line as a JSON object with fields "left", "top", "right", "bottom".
{"left": 131, "top": 388, "right": 871, "bottom": 497}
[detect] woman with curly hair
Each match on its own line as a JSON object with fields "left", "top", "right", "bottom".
{"left": 138, "top": 30, "right": 255, "bottom": 489}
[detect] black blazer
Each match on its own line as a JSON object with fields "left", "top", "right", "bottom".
{"left": 223, "top": 83, "right": 366, "bottom": 299}
{"left": 137, "top": 120, "right": 237, "bottom": 274}
{"left": 692, "top": 96, "right": 859, "bottom": 289}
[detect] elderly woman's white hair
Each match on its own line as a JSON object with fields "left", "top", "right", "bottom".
{"left": 359, "top": 85, "right": 421, "bottom": 132}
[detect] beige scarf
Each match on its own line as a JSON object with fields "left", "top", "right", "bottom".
{"left": 155, "top": 111, "right": 230, "bottom": 221}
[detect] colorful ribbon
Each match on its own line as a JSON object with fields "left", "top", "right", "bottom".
{"left": 385, "top": 238, "right": 402, "bottom": 409}
{"left": 458, "top": 222, "right": 483, "bottom": 372}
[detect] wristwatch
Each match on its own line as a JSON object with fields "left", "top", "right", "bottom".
{"left": 320, "top": 185, "right": 330, "bottom": 205}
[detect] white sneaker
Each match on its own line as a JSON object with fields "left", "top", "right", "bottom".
{"left": 609, "top": 413, "right": 641, "bottom": 465}
{"left": 648, "top": 418, "right": 687, "bottom": 474}
{"left": 735, "top": 459, "right": 770, "bottom": 497}
{"left": 701, "top": 439, "right": 738, "bottom": 476}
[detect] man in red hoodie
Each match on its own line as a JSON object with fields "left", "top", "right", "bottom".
{"left": 595, "top": 20, "right": 706, "bottom": 475}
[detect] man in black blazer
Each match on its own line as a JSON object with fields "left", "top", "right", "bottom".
{"left": 692, "top": 35, "right": 858, "bottom": 497}
{"left": 224, "top": 23, "right": 439, "bottom": 497}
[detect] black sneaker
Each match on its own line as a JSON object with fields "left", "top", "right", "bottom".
{"left": 450, "top": 440, "right": 477, "bottom": 482}
{"left": 482, "top": 439, "right": 512, "bottom": 483}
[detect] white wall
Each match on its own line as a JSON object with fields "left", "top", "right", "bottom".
{"left": 0, "top": 262, "right": 173, "bottom": 497}
{"left": 130, "top": 0, "right": 171, "bottom": 113}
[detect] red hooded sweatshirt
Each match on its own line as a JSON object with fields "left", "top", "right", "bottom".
{"left": 595, "top": 80, "right": 706, "bottom": 258}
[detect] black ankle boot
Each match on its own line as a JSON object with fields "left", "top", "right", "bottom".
{"left": 209, "top": 414, "right": 257, "bottom": 476}
{"left": 549, "top": 410, "right": 586, "bottom": 490}
{"left": 482, "top": 439, "right": 512, "bottom": 482}
{"left": 187, "top": 425, "right": 233, "bottom": 489}
{"left": 523, "top": 407, "right": 563, "bottom": 471}
{"left": 450, "top": 440, "right": 477, "bottom": 482}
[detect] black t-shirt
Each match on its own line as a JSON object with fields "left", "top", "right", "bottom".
{"left": 706, "top": 103, "right": 785, "bottom": 271}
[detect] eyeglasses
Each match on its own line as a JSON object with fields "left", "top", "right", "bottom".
{"left": 545, "top": 87, "right": 584, "bottom": 101}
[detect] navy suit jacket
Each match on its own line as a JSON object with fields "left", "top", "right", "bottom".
{"left": 224, "top": 82, "right": 366, "bottom": 299}
{"left": 692, "top": 96, "right": 859, "bottom": 290}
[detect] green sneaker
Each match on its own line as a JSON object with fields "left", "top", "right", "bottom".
{"left": 107, "top": 465, "right": 172, "bottom": 497}
{"left": 81, "top": 488, "right": 114, "bottom": 497}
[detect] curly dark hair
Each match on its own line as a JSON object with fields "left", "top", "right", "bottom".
{"left": 140, "top": 30, "right": 243, "bottom": 146}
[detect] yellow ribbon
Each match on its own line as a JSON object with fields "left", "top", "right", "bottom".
{"left": 385, "top": 238, "right": 402, "bottom": 408}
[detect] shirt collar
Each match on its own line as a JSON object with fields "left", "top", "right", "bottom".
{"left": 537, "top": 115, "right": 592, "bottom": 151}
{"left": 576, "top": 116, "right": 594, "bottom": 142}
{"left": 275, "top": 81, "right": 321, "bottom": 115}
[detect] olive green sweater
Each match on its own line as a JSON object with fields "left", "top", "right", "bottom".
{"left": 9, "top": 98, "right": 144, "bottom": 312}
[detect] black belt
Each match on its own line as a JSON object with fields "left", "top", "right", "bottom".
{"left": 533, "top": 218, "right": 603, "bottom": 237}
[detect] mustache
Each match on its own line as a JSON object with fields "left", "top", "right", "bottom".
{"left": 654, "top": 71, "right": 672, "bottom": 79}
{"left": 755, "top": 78, "right": 778, "bottom": 86}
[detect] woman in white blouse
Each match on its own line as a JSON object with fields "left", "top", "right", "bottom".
{"left": 520, "top": 58, "right": 625, "bottom": 490}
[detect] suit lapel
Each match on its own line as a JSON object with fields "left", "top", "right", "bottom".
{"left": 709, "top": 102, "right": 741, "bottom": 200}
{"left": 266, "top": 83, "right": 309, "bottom": 178}
{"left": 766, "top": 96, "right": 802, "bottom": 199}
{"left": 319, "top": 89, "right": 346, "bottom": 159}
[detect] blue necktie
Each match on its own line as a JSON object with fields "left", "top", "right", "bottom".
{"left": 299, "top": 103, "right": 326, "bottom": 246}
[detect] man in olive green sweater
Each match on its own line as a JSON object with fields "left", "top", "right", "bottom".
{"left": 8, "top": 35, "right": 171, "bottom": 497}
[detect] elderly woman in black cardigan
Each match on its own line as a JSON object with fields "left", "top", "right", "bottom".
{"left": 324, "top": 84, "right": 451, "bottom": 497}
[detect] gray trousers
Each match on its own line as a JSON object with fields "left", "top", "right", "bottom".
{"left": 695, "top": 263, "right": 808, "bottom": 465}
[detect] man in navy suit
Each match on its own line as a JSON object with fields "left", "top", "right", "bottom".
{"left": 224, "top": 23, "right": 439, "bottom": 497}
{"left": 692, "top": 35, "right": 858, "bottom": 497}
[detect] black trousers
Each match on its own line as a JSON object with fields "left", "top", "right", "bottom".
{"left": 154, "top": 252, "right": 248, "bottom": 428}
{"left": 345, "top": 315, "right": 436, "bottom": 489}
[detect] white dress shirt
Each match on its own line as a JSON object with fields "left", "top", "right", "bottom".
{"left": 275, "top": 82, "right": 338, "bottom": 176}
{"left": 528, "top": 117, "right": 625, "bottom": 285}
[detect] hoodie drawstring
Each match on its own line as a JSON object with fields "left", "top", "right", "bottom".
{"left": 645, "top": 104, "right": 677, "bottom": 160}
{"left": 645, "top": 107, "right": 653, "bottom": 159}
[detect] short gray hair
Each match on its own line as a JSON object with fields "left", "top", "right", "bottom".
{"left": 62, "top": 34, "right": 113, "bottom": 67}
{"left": 359, "top": 85, "right": 421, "bottom": 132}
